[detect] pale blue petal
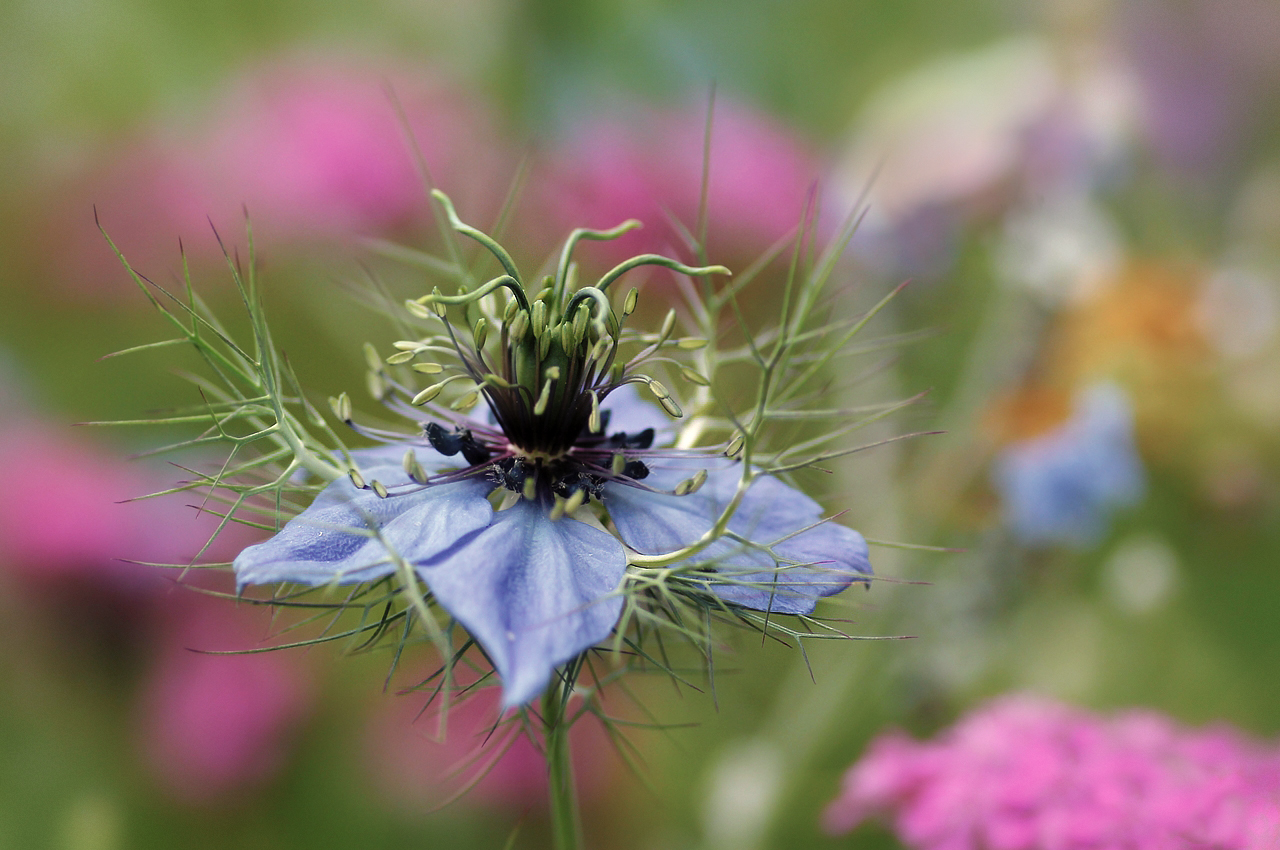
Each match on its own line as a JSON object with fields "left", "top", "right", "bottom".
{"left": 604, "top": 457, "right": 870, "bottom": 614}
{"left": 234, "top": 476, "right": 494, "bottom": 590}
{"left": 417, "top": 500, "right": 627, "bottom": 708}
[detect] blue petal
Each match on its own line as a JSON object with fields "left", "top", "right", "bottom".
{"left": 993, "top": 382, "right": 1143, "bottom": 547}
{"left": 234, "top": 473, "right": 494, "bottom": 590}
{"left": 417, "top": 500, "right": 627, "bottom": 708}
{"left": 604, "top": 457, "right": 871, "bottom": 614}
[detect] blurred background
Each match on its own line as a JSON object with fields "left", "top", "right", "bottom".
{"left": 2, "top": 0, "right": 1280, "bottom": 847}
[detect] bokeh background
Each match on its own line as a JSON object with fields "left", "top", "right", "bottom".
{"left": 3, "top": 0, "right": 1280, "bottom": 847}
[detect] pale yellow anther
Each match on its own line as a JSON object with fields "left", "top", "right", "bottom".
{"left": 679, "top": 366, "right": 710, "bottom": 386}
{"left": 725, "top": 432, "right": 745, "bottom": 457}
{"left": 411, "top": 362, "right": 444, "bottom": 374}
{"left": 623, "top": 287, "right": 639, "bottom": 316}
{"left": 588, "top": 391, "right": 601, "bottom": 434}
{"left": 559, "top": 320, "right": 575, "bottom": 353}
{"left": 677, "top": 337, "right": 708, "bottom": 350}
{"left": 531, "top": 301, "right": 547, "bottom": 336}
{"left": 611, "top": 452, "right": 626, "bottom": 475}
{"left": 386, "top": 350, "right": 417, "bottom": 365}
{"left": 371, "top": 480, "right": 389, "bottom": 499}
{"left": 473, "top": 317, "right": 488, "bottom": 349}
{"left": 402, "top": 449, "right": 426, "bottom": 483}
{"left": 674, "top": 468, "right": 707, "bottom": 496}
{"left": 533, "top": 380, "right": 553, "bottom": 416}
{"left": 363, "top": 342, "right": 383, "bottom": 373}
{"left": 450, "top": 390, "right": 480, "bottom": 412}
{"left": 508, "top": 310, "right": 529, "bottom": 342}
{"left": 659, "top": 309, "right": 677, "bottom": 341}
{"left": 549, "top": 495, "right": 567, "bottom": 521}
{"left": 404, "top": 299, "right": 434, "bottom": 320}
{"left": 366, "top": 371, "right": 387, "bottom": 401}
{"left": 349, "top": 468, "right": 367, "bottom": 490}
{"left": 563, "top": 488, "right": 586, "bottom": 515}
{"left": 411, "top": 383, "right": 445, "bottom": 405}
{"left": 522, "top": 476, "right": 538, "bottom": 501}
{"left": 544, "top": 366, "right": 562, "bottom": 380}
{"left": 329, "top": 392, "right": 352, "bottom": 422}
{"left": 392, "top": 340, "right": 426, "bottom": 351}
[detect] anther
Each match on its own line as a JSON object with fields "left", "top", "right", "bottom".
{"left": 329, "top": 392, "right": 352, "bottom": 423}
{"left": 473, "top": 317, "right": 488, "bottom": 349}
{"left": 725, "top": 432, "right": 745, "bottom": 458}
{"left": 611, "top": 452, "right": 626, "bottom": 475}
{"left": 412, "top": 362, "right": 444, "bottom": 374}
{"left": 563, "top": 488, "right": 586, "bottom": 515}
{"left": 412, "top": 383, "right": 445, "bottom": 405}
{"left": 679, "top": 366, "right": 710, "bottom": 386}
{"left": 402, "top": 449, "right": 427, "bottom": 483}
{"left": 348, "top": 468, "right": 367, "bottom": 490}
{"left": 371, "top": 480, "right": 389, "bottom": 499}
{"left": 363, "top": 342, "right": 383, "bottom": 373}
{"left": 588, "top": 391, "right": 601, "bottom": 434}
{"left": 366, "top": 371, "right": 388, "bottom": 401}
{"left": 386, "top": 350, "right": 417, "bottom": 365}
{"left": 623, "top": 287, "right": 639, "bottom": 317}
{"left": 674, "top": 468, "right": 707, "bottom": 496}
{"left": 521, "top": 474, "right": 538, "bottom": 501}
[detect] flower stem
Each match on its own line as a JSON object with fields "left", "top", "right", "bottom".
{"left": 543, "top": 679, "right": 582, "bottom": 850}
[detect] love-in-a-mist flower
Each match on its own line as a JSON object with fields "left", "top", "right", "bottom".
{"left": 221, "top": 191, "right": 873, "bottom": 709}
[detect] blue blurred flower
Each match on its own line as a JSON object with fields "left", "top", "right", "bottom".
{"left": 233, "top": 197, "right": 871, "bottom": 708}
{"left": 992, "top": 382, "right": 1144, "bottom": 547}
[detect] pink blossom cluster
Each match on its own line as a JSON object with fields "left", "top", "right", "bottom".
{"left": 0, "top": 403, "right": 314, "bottom": 805}
{"left": 824, "top": 694, "right": 1280, "bottom": 850}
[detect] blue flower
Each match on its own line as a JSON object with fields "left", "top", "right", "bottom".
{"left": 992, "top": 381, "right": 1144, "bottom": 547}
{"left": 232, "top": 194, "right": 872, "bottom": 708}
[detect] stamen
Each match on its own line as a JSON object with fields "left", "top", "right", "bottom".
{"left": 611, "top": 452, "right": 626, "bottom": 475}
{"left": 366, "top": 371, "right": 388, "bottom": 401}
{"left": 679, "top": 366, "right": 710, "bottom": 386}
{"left": 348, "top": 468, "right": 367, "bottom": 490}
{"left": 588, "top": 391, "right": 601, "bottom": 434}
{"left": 329, "top": 392, "right": 352, "bottom": 423}
{"left": 371, "top": 480, "right": 389, "bottom": 499}
{"left": 402, "top": 449, "right": 427, "bottom": 484}
{"left": 623, "top": 287, "right": 639, "bottom": 317}
{"left": 473, "top": 317, "right": 488, "bottom": 349}
{"left": 411, "top": 362, "right": 444, "bottom": 374}
{"left": 362, "top": 342, "right": 383, "bottom": 373}
{"left": 674, "top": 468, "right": 707, "bottom": 496}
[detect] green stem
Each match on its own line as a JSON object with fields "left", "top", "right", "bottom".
{"left": 543, "top": 679, "right": 582, "bottom": 850}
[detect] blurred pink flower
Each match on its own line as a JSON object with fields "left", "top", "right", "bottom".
{"left": 0, "top": 421, "right": 234, "bottom": 590}
{"left": 1123, "top": 0, "right": 1280, "bottom": 177}
{"left": 535, "top": 100, "right": 822, "bottom": 267}
{"left": 363, "top": 679, "right": 615, "bottom": 813}
{"left": 825, "top": 694, "right": 1280, "bottom": 849}
{"left": 57, "top": 56, "right": 505, "bottom": 294}
{"left": 136, "top": 600, "right": 314, "bottom": 805}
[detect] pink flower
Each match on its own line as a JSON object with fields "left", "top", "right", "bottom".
{"left": 362, "top": 678, "right": 615, "bottom": 813}
{"left": 824, "top": 694, "right": 1280, "bottom": 850}
{"left": 136, "top": 600, "right": 313, "bottom": 805}
{"left": 54, "top": 55, "right": 504, "bottom": 296}
{"left": 535, "top": 100, "right": 823, "bottom": 267}
{"left": 0, "top": 421, "right": 234, "bottom": 590}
